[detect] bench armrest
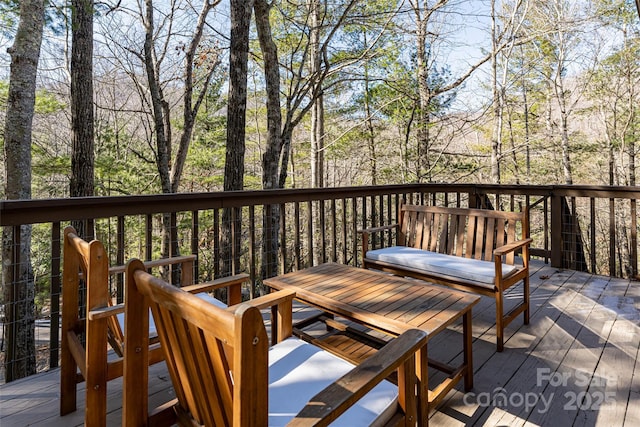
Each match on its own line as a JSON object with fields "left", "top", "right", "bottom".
{"left": 357, "top": 224, "right": 399, "bottom": 235}
{"left": 288, "top": 328, "right": 427, "bottom": 426}
{"left": 493, "top": 238, "right": 532, "bottom": 257}
{"left": 359, "top": 224, "right": 399, "bottom": 261}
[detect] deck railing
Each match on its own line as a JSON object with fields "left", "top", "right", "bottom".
{"left": 1, "top": 183, "right": 638, "bottom": 382}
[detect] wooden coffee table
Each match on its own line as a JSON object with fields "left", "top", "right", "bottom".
{"left": 264, "top": 262, "right": 480, "bottom": 425}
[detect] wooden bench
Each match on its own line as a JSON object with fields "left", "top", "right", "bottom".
{"left": 60, "top": 226, "right": 248, "bottom": 426}
{"left": 123, "top": 258, "right": 428, "bottom": 426}
{"left": 360, "top": 203, "right": 532, "bottom": 351}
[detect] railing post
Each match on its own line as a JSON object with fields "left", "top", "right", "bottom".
{"left": 469, "top": 192, "right": 478, "bottom": 209}
{"left": 551, "top": 193, "right": 563, "bottom": 268}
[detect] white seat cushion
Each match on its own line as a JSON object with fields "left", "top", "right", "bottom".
{"left": 366, "top": 246, "right": 517, "bottom": 285}
{"left": 268, "top": 337, "right": 398, "bottom": 427}
{"left": 117, "top": 292, "right": 227, "bottom": 336}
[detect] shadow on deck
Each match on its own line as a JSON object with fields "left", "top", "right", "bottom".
{"left": 1, "top": 260, "right": 639, "bottom": 426}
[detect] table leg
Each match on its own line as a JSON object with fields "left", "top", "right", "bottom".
{"left": 417, "top": 342, "right": 429, "bottom": 427}
{"left": 463, "top": 309, "right": 473, "bottom": 391}
{"left": 271, "top": 304, "right": 278, "bottom": 346}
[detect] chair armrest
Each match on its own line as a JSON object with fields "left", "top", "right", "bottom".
{"left": 182, "top": 273, "right": 250, "bottom": 305}
{"left": 87, "top": 304, "right": 124, "bottom": 321}
{"left": 237, "top": 289, "right": 296, "bottom": 344}
{"left": 182, "top": 272, "right": 249, "bottom": 292}
{"left": 288, "top": 328, "right": 427, "bottom": 426}
{"left": 237, "top": 288, "right": 296, "bottom": 311}
{"left": 108, "top": 255, "right": 197, "bottom": 275}
{"left": 493, "top": 238, "right": 533, "bottom": 257}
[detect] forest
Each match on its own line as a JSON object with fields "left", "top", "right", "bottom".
{"left": 1, "top": 0, "right": 638, "bottom": 201}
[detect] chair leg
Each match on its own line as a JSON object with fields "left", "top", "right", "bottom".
{"left": 60, "top": 341, "right": 77, "bottom": 415}
{"left": 85, "top": 321, "right": 109, "bottom": 427}
{"left": 495, "top": 291, "right": 504, "bottom": 352}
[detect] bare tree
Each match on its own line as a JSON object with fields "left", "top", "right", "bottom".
{"left": 138, "top": 0, "right": 221, "bottom": 272}
{"left": 489, "top": 0, "right": 529, "bottom": 184}
{"left": 527, "top": 0, "right": 593, "bottom": 185}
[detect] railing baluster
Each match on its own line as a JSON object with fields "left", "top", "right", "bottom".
{"left": 352, "top": 197, "right": 357, "bottom": 266}
{"left": 213, "top": 208, "right": 220, "bottom": 278}
{"left": 117, "top": 216, "right": 125, "bottom": 302}
{"left": 320, "top": 200, "right": 326, "bottom": 264}
{"left": 590, "top": 198, "right": 596, "bottom": 274}
{"left": 307, "top": 200, "right": 313, "bottom": 267}
{"left": 50, "top": 222, "right": 61, "bottom": 369}
{"left": 330, "top": 199, "right": 337, "bottom": 262}
{"left": 632, "top": 199, "right": 638, "bottom": 279}
{"left": 341, "top": 198, "right": 347, "bottom": 264}
{"left": 280, "top": 203, "right": 286, "bottom": 274}
{"left": 191, "top": 210, "right": 199, "bottom": 281}
{"left": 295, "top": 202, "right": 301, "bottom": 271}
{"left": 609, "top": 197, "right": 616, "bottom": 276}
{"left": 249, "top": 205, "right": 255, "bottom": 297}
{"left": 145, "top": 214, "right": 152, "bottom": 262}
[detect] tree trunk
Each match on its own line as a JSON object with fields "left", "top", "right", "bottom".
{"left": 490, "top": 0, "right": 501, "bottom": 184}
{"left": 2, "top": 0, "right": 45, "bottom": 382}
{"left": 70, "top": 0, "right": 95, "bottom": 239}
{"left": 142, "top": 0, "right": 171, "bottom": 195}
{"left": 141, "top": 0, "right": 175, "bottom": 280}
{"left": 255, "top": 0, "right": 282, "bottom": 280}
{"left": 309, "top": 0, "right": 324, "bottom": 188}
{"left": 521, "top": 68, "right": 531, "bottom": 182}
{"left": 415, "top": 7, "right": 430, "bottom": 182}
{"left": 558, "top": 98, "right": 573, "bottom": 185}
{"left": 222, "top": 0, "right": 253, "bottom": 276}
{"left": 364, "top": 66, "right": 377, "bottom": 186}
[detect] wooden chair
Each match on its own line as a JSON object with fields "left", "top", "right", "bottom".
{"left": 123, "top": 258, "right": 428, "bottom": 426}
{"left": 60, "top": 226, "right": 248, "bottom": 426}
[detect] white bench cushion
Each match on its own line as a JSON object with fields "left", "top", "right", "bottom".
{"left": 268, "top": 337, "right": 398, "bottom": 427}
{"left": 366, "top": 246, "right": 517, "bottom": 285}
{"left": 117, "top": 292, "right": 227, "bottom": 336}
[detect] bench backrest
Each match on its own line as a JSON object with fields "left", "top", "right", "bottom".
{"left": 398, "top": 204, "right": 529, "bottom": 265}
{"left": 123, "top": 258, "right": 269, "bottom": 426}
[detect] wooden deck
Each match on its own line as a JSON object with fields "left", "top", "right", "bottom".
{"left": 1, "top": 260, "right": 639, "bottom": 426}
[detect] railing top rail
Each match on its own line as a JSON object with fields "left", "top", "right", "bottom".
{"left": 1, "top": 184, "right": 638, "bottom": 226}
